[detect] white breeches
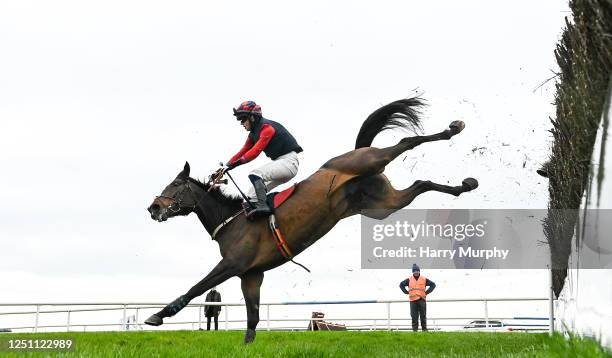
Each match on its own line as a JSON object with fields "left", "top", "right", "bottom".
{"left": 247, "top": 151, "right": 300, "bottom": 199}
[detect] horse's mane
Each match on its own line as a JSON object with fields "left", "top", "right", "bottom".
{"left": 187, "top": 177, "right": 243, "bottom": 207}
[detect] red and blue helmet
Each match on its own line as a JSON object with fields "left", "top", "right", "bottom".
{"left": 233, "top": 100, "right": 262, "bottom": 119}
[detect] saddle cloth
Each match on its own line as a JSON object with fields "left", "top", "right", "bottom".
{"left": 268, "top": 184, "right": 297, "bottom": 209}
{"left": 241, "top": 183, "right": 298, "bottom": 213}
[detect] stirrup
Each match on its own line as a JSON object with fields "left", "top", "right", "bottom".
{"left": 246, "top": 205, "right": 272, "bottom": 220}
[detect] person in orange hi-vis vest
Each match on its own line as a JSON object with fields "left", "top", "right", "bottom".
{"left": 399, "top": 264, "right": 436, "bottom": 331}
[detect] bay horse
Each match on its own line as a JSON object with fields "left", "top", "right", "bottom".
{"left": 145, "top": 97, "right": 478, "bottom": 342}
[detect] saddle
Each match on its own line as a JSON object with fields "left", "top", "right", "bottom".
{"left": 241, "top": 184, "right": 298, "bottom": 214}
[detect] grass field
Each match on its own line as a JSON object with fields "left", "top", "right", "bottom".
{"left": 1, "top": 331, "right": 610, "bottom": 357}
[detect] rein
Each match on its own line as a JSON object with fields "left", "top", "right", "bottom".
{"left": 203, "top": 167, "right": 251, "bottom": 240}
{"left": 208, "top": 163, "right": 254, "bottom": 209}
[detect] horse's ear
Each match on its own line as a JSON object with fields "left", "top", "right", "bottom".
{"left": 180, "top": 162, "right": 190, "bottom": 178}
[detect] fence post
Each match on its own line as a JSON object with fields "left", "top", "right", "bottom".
{"left": 266, "top": 305, "right": 270, "bottom": 331}
{"left": 66, "top": 309, "right": 71, "bottom": 332}
{"left": 484, "top": 300, "right": 489, "bottom": 328}
{"left": 122, "top": 305, "right": 127, "bottom": 331}
{"left": 135, "top": 308, "right": 140, "bottom": 331}
{"left": 224, "top": 305, "right": 228, "bottom": 331}
{"left": 34, "top": 305, "right": 40, "bottom": 333}
{"left": 198, "top": 305, "right": 202, "bottom": 331}
{"left": 386, "top": 302, "right": 391, "bottom": 331}
{"left": 549, "top": 268, "right": 555, "bottom": 336}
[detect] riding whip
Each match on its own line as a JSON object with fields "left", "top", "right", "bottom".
{"left": 219, "top": 162, "right": 255, "bottom": 209}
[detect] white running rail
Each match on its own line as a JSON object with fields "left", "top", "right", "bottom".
{"left": 0, "top": 297, "right": 554, "bottom": 333}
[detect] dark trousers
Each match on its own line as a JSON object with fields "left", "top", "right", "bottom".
{"left": 410, "top": 299, "right": 427, "bottom": 332}
{"left": 206, "top": 316, "right": 219, "bottom": 331}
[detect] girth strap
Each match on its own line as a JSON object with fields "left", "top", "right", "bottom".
{"left": 268, "top": 214, "right": 310, "bottom": 273}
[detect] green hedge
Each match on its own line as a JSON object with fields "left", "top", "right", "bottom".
{"left": 543, "top": 0, "right": 611, "bottom": 296}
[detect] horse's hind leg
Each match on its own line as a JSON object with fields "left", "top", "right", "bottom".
{"left": 144, "top": 259, "right": 241, "bottom": 326}
{"left": 356, "top": 175, "right": 478, "bottom": 219}
{"left": 324, "top": 121, "right": 465, "bottom": 176}
{"left": 240, "top": 270, "right": 264, "bottom": 344}
{"left": 375, "top": 120, "right": 466, "bottom": 167}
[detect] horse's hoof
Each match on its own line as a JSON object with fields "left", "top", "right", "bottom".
{"left": 243, "top": 329, "right": 256, "bottom": 344}
{"left": 462, "top": 178, "right": 479, "bottom": 191}
{"left": 449, "top": 120, "right": 465, "bottom": 134}
{"left": 144, "top": 314, "right": 163, "bottom": 326}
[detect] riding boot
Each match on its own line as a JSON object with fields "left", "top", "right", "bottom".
{"left": 247, "top": 175, "right": 272, "bottom": 218}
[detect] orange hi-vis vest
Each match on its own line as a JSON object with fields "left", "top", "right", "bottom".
{"left": 408, "top": 275, "right": 427, "bottom": 301}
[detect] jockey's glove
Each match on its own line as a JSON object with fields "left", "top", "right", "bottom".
{"left": 226, "top": 158, "right": 244, "bottom": 171}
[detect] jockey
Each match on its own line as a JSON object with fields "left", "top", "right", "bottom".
{"left": 226, "top": 101, "right": 303, "bottom": 218}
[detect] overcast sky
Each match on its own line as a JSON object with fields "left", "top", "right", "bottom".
{"left": 0, "top": 0, "right": 569, "bottom": 326}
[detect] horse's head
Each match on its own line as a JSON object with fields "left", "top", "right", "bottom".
{"left": 148, "top": 162, "right": 198, "bottom": 222}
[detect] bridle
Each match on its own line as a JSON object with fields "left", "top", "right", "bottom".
{"left": 155, "top": 170, "right": 234, "bottom": 214}
{"left": 156, "top": 179, "right": 197, "bottom": 213}
{"left": 155, "top": 169, "right": 246, "bottom": 240}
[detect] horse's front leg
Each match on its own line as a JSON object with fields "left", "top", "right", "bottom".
{"left": 240, "top": 270, "right": 264, "bottom": 344}
{"left": 144, "top": 259, "right": 242, "bottom": 326}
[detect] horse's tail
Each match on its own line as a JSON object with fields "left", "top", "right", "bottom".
{"left": 354, "top": 97, "right": 425, "bottom": 149}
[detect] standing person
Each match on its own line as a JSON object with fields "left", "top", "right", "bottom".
{"left": 225, "top": 101, "right": 303, "bottom": 219}
{"left": 204, "top": 287, "right": 222, "bottom": 331}
{"left": 399, "top": 264, "right": 436, "bottom": 332}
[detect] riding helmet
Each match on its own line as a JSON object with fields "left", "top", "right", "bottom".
{"left": 233, "top": 101, "right": 262, "bottom": 119}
